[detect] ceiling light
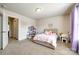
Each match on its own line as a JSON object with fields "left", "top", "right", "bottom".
{"left": 35, "top": 8, "right": 41, "bottom": 12}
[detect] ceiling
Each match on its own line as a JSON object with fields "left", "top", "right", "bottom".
{"left": 0, "top": 3, "right": 74, "bottom": 19}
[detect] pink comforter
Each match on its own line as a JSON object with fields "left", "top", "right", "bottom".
{"left": 33, "top": 33, "right": 58, "bottom": 48}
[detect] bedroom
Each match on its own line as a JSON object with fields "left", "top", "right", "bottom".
{"left": 0, "top": 3, "right": 79, "bottom": 55}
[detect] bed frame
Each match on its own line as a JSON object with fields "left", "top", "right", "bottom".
{"left": 31, "top": 39, "right": 55, "bottom": 49}
{"left": 31, "top": 29, "right": 58, "bottom": 50}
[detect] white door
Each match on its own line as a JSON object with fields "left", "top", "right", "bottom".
{"left": 0, "top": 12, "right": 8, "bottom": 49}
{"left": 0, "top": 9, "right": 8, "bottom": 49}
{"left": 0, "top": 14, "right": 2, "bottom": 49}
{"left": 2, "top": 13, "right": 8, "bottom": 49}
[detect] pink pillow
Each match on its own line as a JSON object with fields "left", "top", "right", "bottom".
{"left": 48, "top": 31, "right": 53, "bottom": 35}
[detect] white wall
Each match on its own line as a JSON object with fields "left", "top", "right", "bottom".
{"left": 19, "top": 15, "right": 36, "bottom": 40}
{"left": 0, "top": 8, "right": 36, "bottom": 49}
{"left": 36, "top": 15, "right": 70, "bottom": 34}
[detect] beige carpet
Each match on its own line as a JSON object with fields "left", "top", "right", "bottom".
{"left": 0, "top": 39, "right": 78, "bottom": 55}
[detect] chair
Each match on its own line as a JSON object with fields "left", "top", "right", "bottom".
{"left": 61, "top": 34, "right": 68, "bottom": 43}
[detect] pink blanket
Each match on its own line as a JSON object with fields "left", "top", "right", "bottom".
{"left": 33, "top": 33, "right": 57, "bottom": 48}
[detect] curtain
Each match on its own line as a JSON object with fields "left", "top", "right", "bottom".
{"left": 71, "top": 4, "right": 79, "bottom": 53}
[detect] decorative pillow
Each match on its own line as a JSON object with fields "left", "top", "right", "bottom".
{"left": 48, "top": 31, "right": 53, "bottom": 35}
{"left": 45, "top": 31, "right": 49, "bottom": 35}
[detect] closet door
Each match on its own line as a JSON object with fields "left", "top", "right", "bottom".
{"left": 0, "top": 14, "right": 2, "bottom": 49}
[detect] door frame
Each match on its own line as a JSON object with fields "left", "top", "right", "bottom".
{"left": 8, "top": 16, "right": 19, "bottom": 40}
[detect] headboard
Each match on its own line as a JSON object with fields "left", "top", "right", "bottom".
{"left": 44, "top": 29, "right": 58, "bottom": 33}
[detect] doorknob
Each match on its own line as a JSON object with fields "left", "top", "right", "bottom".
{"left": 1, "top": 31, "right": 7, "bottom": 33}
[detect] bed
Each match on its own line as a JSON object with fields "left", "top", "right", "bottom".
{"left": 31, "top": 29, "right": 58, "bottom": 49}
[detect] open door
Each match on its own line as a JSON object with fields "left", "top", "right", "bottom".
{"left": 8, "top": 17, "right": 18, "bottom": 40}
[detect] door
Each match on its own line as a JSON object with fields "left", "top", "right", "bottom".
{"left": 8, "top": 17, "right": 18, "bottom": 40}
{"left": 0, "top": 14, "right": 2, "bottom": 49}
{"left": 2, "top": 13, "right": 8, "bottom": 49}
{"left": 0, "top": 13, "right": 8, "bottom": 49}
{"left": 13, "top": 18, "right": 18, "bottom": 40}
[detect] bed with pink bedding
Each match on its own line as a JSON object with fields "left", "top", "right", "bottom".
{"left": 32, "top": 30, "right": 58, "bottom": 49}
